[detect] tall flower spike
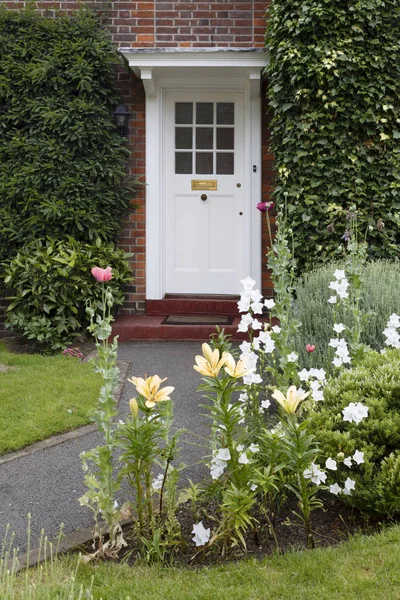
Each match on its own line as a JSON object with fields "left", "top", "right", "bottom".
{"left": 193, "top": 343, "right": 226, "bottom": 377}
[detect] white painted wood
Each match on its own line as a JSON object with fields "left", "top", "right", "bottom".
{"left": 120, "top": 49, "right": 268, "bottom": 71}
{"left": 164, "top": 92, "right": 245, "bottom": 295}
{"left": 120, "top": 51, "right": 267, "bottom": 299}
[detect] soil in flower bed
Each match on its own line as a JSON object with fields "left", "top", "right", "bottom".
{"left": 78, "top": 494, "right": 379, "bottom": 567}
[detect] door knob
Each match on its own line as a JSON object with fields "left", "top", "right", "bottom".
{"left": 201, "top": 194, "right": 208, "bottom": 201}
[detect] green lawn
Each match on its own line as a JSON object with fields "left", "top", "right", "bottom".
{"left": 0, "top": 342, "right": 101, "bottom": 455}
{"left": 14, "top": 525, "right": 400, "bottom": 599}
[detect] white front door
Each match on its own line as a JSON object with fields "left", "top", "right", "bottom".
{"left": 164, "top": 92, "right": 246, "bottom": 295}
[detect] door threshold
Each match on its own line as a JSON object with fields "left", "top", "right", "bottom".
{"left": 164, "top": 294, "right": 240, "bottom": 300}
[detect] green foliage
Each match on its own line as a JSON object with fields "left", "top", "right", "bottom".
{"left": 266, "top": 0, "right": 400, "bottom": 273}
{"left": 3, "top": 237, "right": 132, "bottom": 349}
{"left": 292, "top": 260, "right": 400, "bottom": 369}
{"left": 0, "top": 9, "right": 134, "bottom": 265}
{"left": 312, "top": 348, "right": 400, "bottom": 516}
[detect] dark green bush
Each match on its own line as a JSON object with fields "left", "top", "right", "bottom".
{"left": 0, "top": 9, "right": 134, "bottom": 265}
{"left": 292, "top": 260, "right": 400, "bottom": 371}
{"left": 311, "top": 349, "right": 400, "bottom": 517}
{"left": 4, "top": 238, "right": 132, "bottom": 350}
{"left": 266, "top": 0, "right": 400, "bottom": 274}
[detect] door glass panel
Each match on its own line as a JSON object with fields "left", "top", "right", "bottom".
{"left": 217, "top": 102, "right": 234, "bottom": 125}
{"left": 217, "top": 127, "right": 234, "bottom": 150}
{"left": 175, "top": 103, "right": 193, "bottom": 124}
{"left": 175, "top": 152, "right": 192, "bottom": 174}
{"left": 196, "top": 127, "right": 213, "bottom": 150}
{"left": 216, "top": 152, "right": 234, "bottom": 175}
{"left": 196, "top": 152, "right": 213, "bottom": 174}
{"left": 196, "top": 103, "right": 213, "bottom": 125}
{"left": 175, "top": 127, "right": 193, "bottom": 149}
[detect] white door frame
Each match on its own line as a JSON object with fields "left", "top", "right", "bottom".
{"left": 119, "top": 50, "right": 267, "bottom": 300}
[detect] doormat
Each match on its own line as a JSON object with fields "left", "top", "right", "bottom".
{"left": 161, "top": 315, "right": 233, "bottom": 326}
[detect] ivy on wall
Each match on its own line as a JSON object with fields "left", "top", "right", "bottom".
{"left": 0, "top": 8, "right": 134, "bottom": 265}
{"left": 265, "top": 0, "right": 400, "bottom": 273}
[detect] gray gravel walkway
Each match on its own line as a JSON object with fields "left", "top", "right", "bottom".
{"left": 0, "top": 341, "right": 209, "bottom": 552}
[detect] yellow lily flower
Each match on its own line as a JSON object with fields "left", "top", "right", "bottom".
{"left": 272, "top": 385, "right": 309, "bottom": 414}
{"left": 193, "top": 343, "right": 226, "bottom": 377}
{"left": 128, "top": 375, "right": 174, "bottom": 408}
{"left": 224, "top": 353, "right": 253, "bottom": 379}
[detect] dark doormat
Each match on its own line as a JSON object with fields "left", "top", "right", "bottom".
{"left": 161, "top": 315, "right": 233, "bottom": 326}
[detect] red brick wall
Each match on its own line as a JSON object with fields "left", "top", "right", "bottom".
{"left": 2, "top": 1, "right": 273, "bottom": 316}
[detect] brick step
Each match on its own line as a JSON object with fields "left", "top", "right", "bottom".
{"left": 146, "top": 297, "right": 240, "bottom": 317}
{"left": 112, "top": 314, "right": 247, "bottom": 342}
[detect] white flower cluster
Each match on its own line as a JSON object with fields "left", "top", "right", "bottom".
{"left": 236, "top": 443, "right": 259, "bottom": 465}
{"left": 328, "top": 269, "right": 349, "bottom": 304}
{"left": 237, "top": 276, "right": 281, "bottom": 385}
{"left": 303, "top": 462, "right": 327, "bottom": 485}
{"left": 298, "top": 368, "right": 326, "bottom": 402}
{"left": 383, "top": 313, "right": 400, "bottom": 349}
{"left": 342, "top": 402, "right": 368, "bottom": 425}
{"left": 329, "top": 336, "right": 351, "bottom": 367}
{"left": 210, "top": 447, "right": 231, "bottom": 480}
{"left": 304, "top": 450, "right": 364, "bottom": 495}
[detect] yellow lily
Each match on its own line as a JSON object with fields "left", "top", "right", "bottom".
{"left": 272, "top": 385, "right": 309, "bottom": 414}
{"left": 193, "top": 343, "right": 226, "bottom": 377}
{"left": 224, "top": 353, "right": 253, "bottom": 379}
{"left": 128, "top": 375, "right": 174, "bottom": 408}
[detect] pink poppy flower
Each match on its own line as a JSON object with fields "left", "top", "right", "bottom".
{"left": 91, "top": 266, "right": 113, "bottom": 282}
{"left": 306, "top": 344, "right": 316, "bottom": 353}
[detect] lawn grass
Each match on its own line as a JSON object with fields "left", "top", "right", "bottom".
{"left": 14, "top": 525, "right": 400, "bottom": 599}
{"left": 0, "top": 342, "right": 101, "bottom": 455}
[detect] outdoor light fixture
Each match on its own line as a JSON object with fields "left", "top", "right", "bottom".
{"left": 113, "top": 104, "right": 130, "bottom": 137}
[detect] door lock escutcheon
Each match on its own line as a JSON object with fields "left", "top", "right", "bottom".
{"left": 201, "top": 194, "right": 208, "bottom": 201}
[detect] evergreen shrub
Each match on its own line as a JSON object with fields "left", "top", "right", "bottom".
{"left": 4, "top": 238, "right": 132, "bottom": 350}
{"left": 0, "top": 9, "right": 134, "bottom": 264}
{"left": 312, "top": 349, "right": 400, "bottom": 517}
{"left": 292, "top": 260, "right": 400, "bottom": 370}
{"left": 266, "top": 0, "right": 400, "bottom": 274}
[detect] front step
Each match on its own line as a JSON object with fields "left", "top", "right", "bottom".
{"left": 112, "top": 314, "right": 247, "bottom": 342}
{"left": 146, "top": 296, "right": 240, "bottom": 317}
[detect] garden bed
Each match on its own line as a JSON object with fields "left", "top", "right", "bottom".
{"left": 76, "top": 494, "right": 377, "bottom": 567}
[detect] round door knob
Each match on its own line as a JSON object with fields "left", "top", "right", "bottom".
{"left": 201, "top": 194, "right": 208, "bottom": 201}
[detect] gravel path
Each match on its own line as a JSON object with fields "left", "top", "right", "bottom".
{"left": 0, "top": 341, "right": 209, "bottom": 552}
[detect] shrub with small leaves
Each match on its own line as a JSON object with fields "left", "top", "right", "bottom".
{"left": 0, "top": 8, "right": 135, "bottom": 268}
{"left": 311, "top": 348, "right": 400, "bottom": 517}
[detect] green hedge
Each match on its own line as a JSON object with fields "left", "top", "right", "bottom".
{"left": 0, "top": 8, "right": 134, "bottom": 265}
{"left": 312, "top": 349, "right": 400, "bottom": 517}
{"left": 266, "top": 0, "right": 400, "bottom": 273}
{"left": 4, "top": 238, "right": 132, "bottom": 350}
